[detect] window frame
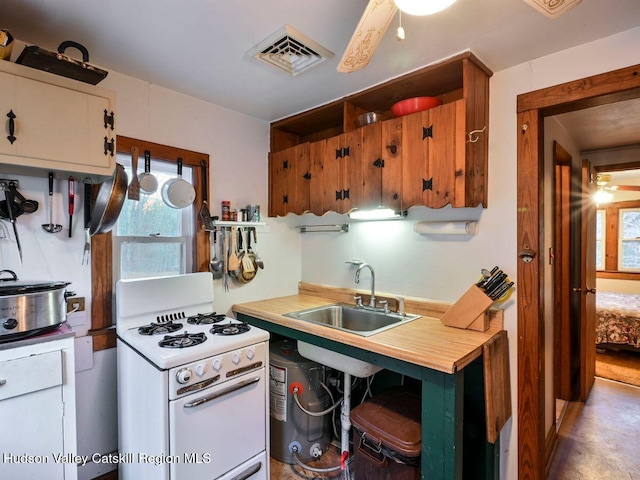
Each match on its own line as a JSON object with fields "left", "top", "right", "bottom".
{"left": 596, "top": 199, "right": 640, "bottom": 281}
{"left": 618, "top": 207, "right": 640, "bottom": 272}
{"left": 595, "top": 209, "right": 606, "bottom": 270}
{"left": 89, "top": 136, "right": 209, "bottom": 351}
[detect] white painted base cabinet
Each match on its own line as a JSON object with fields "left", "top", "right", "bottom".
{"left": 0, "top": 335, "right": 77, "bottom": 480}
{"left": 0, "top": 59, "right": 116, "bottom": 180}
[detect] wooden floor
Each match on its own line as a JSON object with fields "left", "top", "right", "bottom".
{"left": 547, "top": 377, "right": 640, "bottom": 479}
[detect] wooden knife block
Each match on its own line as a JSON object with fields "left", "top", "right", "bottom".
{"left": 440, "top": 285, "right": 493, "bottom": 332}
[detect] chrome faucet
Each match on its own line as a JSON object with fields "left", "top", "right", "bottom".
{"left": 355, "top": 263, "right": 376, "bottom": 308}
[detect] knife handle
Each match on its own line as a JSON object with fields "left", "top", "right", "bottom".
{"left": 68, "top": 177, "right": 75, "bottom": 214}
{"left": 84, "top": 181, "right": 92, "bottom": 228}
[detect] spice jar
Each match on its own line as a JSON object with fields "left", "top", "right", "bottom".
{"left": 231, "top": 209, "right": 238, "bottom": 222}
{"left": 221, "top": 201, "right": 231, "bottom": 221}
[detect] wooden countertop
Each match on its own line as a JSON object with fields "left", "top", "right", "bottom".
{"left": 232, "top": 283, "right": 504, "bottom": 374}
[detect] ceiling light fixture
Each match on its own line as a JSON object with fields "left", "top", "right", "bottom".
{"left": 593, "top": 188, "right": 613, "bottom": 205}
{"left": 349, "top": 207, "right": 407, "bottom": 221}
{"left": 393, "top": 0, "right": 457, "bottom": 16}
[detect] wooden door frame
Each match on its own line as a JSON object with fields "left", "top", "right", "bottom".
{"left": 516, "top": 64, "right": 640, "bottom": 480}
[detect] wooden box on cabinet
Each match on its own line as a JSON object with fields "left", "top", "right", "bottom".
{"left": 268, "top": 52, "right": 491, "bottom": 217}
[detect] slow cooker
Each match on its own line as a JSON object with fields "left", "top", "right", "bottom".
{"left": 0, "top": 270, "right": 71, "bottom": 343}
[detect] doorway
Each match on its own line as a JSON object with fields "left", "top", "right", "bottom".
{"left": 516, "top": 64, "right": 640, "bottom": 480}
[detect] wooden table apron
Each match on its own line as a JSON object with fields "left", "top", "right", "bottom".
{"left": 236, "top": 313, "right": 498, "bottom": 480}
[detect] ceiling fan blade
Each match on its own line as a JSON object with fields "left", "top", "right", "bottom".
{"left": 338, "top": 0, "right": 397, "bottom": 73}
{"left": 612, "top": 185, "right": 640, "bottom": 192}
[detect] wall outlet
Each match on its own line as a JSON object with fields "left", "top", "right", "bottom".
{"left": 66, "top": 296, "right": 85, "bottom": 313}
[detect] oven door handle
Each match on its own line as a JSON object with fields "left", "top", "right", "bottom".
{"left": 183, "top": 376, "right": 260, "bottom": 409}
{"left": 229, "top": 461, "right": 262, "bottom": 480}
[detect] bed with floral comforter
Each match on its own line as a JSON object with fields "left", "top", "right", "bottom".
{"left": 596, "top": 292, "right": 640, "bottom": 349}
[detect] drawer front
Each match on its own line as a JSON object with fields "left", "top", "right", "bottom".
{"left": 0, "top": 350, "right": 62, "bottom": 401}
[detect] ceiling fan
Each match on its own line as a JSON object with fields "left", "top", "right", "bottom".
{"left": 596, "top": 173, "right": 640, "bottom": 192}
{"left": 337, "top": 0, "right": 583, "bottom": 73}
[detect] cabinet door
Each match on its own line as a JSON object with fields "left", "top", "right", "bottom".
{"left": 322, "top": 130, "right": 363, "bottom": 214}
{"left": 268, "top": 143, "right": 309, "bottom": 216}
{"left": 0, "top": 71, "right": 17, "bottom": 155}
{"left": 402, "top": 100, "right": 465, "bottom": 209}
{"left": 308, "top": 140, "right": 325, "bottom": 216}
{"left": 360, "top": 123, "right": 383, "bottom": 210}
{"left": 13, "top": 77, "right": 113, "bottom": 172}
{"left": 0, "top": 350, "right": 65, "bottom": 479}
{"left": 380, "top": 118, "right": 403, "bottom": 212}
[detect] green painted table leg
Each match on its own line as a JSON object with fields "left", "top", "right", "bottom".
{"left": 421, "top": 368, "right": 464, "bottom": 480}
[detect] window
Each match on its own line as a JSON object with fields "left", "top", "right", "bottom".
{"left": 113, "top": 154, "right": 194, "bottom": 281}
{"left": 619, "top": 208, "right": 640, "bottom": 271}
{"left": 596, "top": 209, "right": 605, "bottom": 270}
{"left": 89, "top": 136, "right": 209, "bottom": 351}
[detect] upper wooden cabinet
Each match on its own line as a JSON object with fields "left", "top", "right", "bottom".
{"left": 0, "top": 60, "right": 116, "bottom": 180}
{"left": 268, "top": 52, "right": 491, "bottom": 216}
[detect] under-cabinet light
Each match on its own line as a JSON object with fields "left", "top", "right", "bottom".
{"left": 348, "top": 207, "right": 407, "bottom": 221}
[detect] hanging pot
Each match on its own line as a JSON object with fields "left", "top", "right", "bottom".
{"left": 161, "top": 158, "right": 195, "bottom": 209}
{"left": 89, "top": 163, "right": 128, "bottom": 235}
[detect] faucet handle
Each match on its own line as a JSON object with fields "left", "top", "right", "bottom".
{"left": 353, "top": 295, "right": 363, "bottom": 308}
{"left": 396, "top": 296, "right": 406, "bottom": 316}
{"left": 377, "top": 300, "right": 389, "bottom": 314}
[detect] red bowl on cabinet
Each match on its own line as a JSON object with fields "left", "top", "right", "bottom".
{"left": 390, "top": 97, "right": 442, "bottom": 117}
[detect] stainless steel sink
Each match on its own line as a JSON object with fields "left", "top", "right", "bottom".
{"left": 283, "top": 303, "right": 421, "bottom": 337}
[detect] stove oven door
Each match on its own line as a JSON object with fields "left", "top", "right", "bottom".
{"left": 169, "top": 367, "right": 267, "bottom": 479}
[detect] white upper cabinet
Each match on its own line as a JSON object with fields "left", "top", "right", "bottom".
{"left": 0, "top": 60, "right": 116, "bottom": 180}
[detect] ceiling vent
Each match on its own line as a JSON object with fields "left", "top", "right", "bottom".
{"left": 247, "top": 25, "right": 334, "bottom": 77}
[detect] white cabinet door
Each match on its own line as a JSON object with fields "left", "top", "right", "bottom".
{"left": 0, "top": 71, "right": 17, "bottom": 156}
{"left": 0, "top": 61, "right": 116, "bottom": 180}
{"left": 0, "top": 350, "right": 65, "bottom": 480}
{"left": 13, "top": 77, "right": 113, "bottom": 173}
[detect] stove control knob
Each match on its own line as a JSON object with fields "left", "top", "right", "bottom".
{"left": 176, "top": 368, "right": 192, "bottom": 385}
{"left": 212, "top": 358, "right": 222, "bottom": 371}
{"left": 195, "top": 364, "right": 206, "bottom": 377}
{"left": 246, "top": 347, "right": 255, "bottom": 360}
{"left": 231, "top": 351, "right": 241, "bottom": 365}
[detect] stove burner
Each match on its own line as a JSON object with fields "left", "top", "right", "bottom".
{"left": 138, "top": 321, "right": 183, "bottom": 336}
{"left": 158, "top": 332, "right": 207, "bottom": 349}
{"left": 210, "top": 322, "right": 251, "bottom": 336}
{"left": 186, "top": 312, "right": 227, "bottom": 325}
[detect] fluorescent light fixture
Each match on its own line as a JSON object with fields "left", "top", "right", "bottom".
{"left": 348, "top": 207, "right": 407, "bottom": 221}
{"left": 594, "top": 189, "right": 613, "bottom": 204}
{"left": 393, "top": 0, "right": 457, "bottom": 16}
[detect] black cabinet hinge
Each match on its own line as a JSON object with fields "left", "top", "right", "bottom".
{"left": 335, "top": 147, "right": 350, "bottom": 159}
{"left": 303, "top": 172, "right": 311, "bottom": 180}
{"left": 103, "top": 110, "right": 115, "bottom": 130}
{"left": 422, "top": 178, "right": 433, "bottom": 192}
{"left": 103, "top": 137, "right": 115, "bottom": 156}
{"left": 422, "top": 125, "right": 433, "bottom": 140}
{"left": 373, "top": 158, "right": 384, "bottom": 168}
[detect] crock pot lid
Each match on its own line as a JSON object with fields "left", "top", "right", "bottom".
{"left": 0, "top": 280, "right": 71, "bottom": 295}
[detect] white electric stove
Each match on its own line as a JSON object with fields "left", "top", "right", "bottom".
{"left": 116, "top": 272, "right": 269, "bottom": 480}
